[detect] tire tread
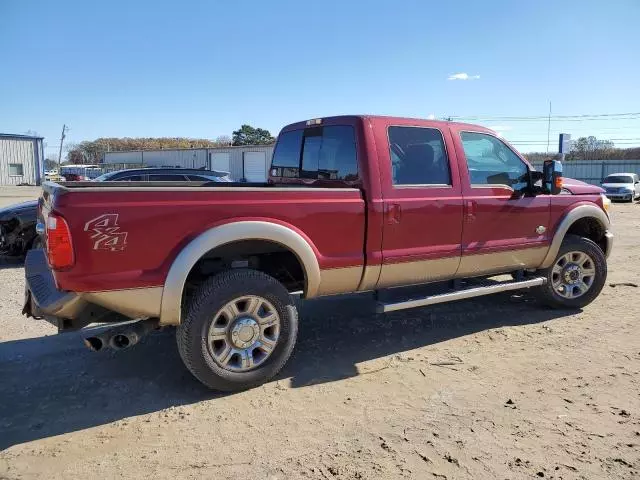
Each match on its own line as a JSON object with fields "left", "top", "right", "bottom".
{"left": 176, "top": 269, "right": 298, "bottom": 391}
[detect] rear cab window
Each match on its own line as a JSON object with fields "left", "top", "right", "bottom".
{"left": 271, "top": 125, "right": 358, "bottom": 183}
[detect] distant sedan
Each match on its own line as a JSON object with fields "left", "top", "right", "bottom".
{"left": 0, "top": 167, "right": 232, "bottom": 258}
{"left": 91, "top": 167, "right": 232, "bottom": 182}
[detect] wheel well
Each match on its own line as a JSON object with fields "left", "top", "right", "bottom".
{"left": 182, "top": 240, "right": 305, "bottom": 311}
{"left": 566, "top": 217, "right": 606, "bottom": 253}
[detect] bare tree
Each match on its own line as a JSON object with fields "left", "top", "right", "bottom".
{"left": 215, "top": 135, "right": 232, "bottom": 146}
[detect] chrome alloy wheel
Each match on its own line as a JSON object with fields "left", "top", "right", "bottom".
{"left": 207, "top": 295, "right": 281, "bottom": 372}
{"left": 551, "top": 251, "right": 596, "bottom": 299}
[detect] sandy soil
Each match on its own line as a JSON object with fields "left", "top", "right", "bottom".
{"left": 0, "top": 189, "right": 638, "bottom": 479}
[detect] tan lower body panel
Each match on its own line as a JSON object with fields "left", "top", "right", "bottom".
{"left": 317, "top": 266, "right": 364, "bottom": 296}
{"left": 358, "top": 263, "right": 382, "bottom": 291}
{"left": 374, "top": 246, "right": 549, "bottom": 290}
{"left": 377, "top": 256, "right": 461, "bottom": 289}
{"left": 456, "top": 246, "right": 548, "bottom": 278}
{"left": 84, "top": 287, "right": 164, "bottom": 319}
{"left": 85, "top": 247, "right": 547, "bottom": 323}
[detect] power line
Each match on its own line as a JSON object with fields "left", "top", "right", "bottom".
{"left": 509, "top": 137, "right": 640, "bottom": 142}
{"left": 449, "top": 112, "right": 640, "bottom": 121}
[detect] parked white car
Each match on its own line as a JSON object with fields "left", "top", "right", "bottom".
{"left": 602, "top": 172, "right": 640, "bottom": 202}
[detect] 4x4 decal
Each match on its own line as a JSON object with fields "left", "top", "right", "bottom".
{"left": 84, "top": 214, "right": 128, "bottom": 251}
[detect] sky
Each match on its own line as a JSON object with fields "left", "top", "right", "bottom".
{"left": 1, "top": 0, "right": 639, "bottom": 155}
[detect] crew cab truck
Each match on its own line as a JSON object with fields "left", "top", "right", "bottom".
{"left": 24, "top": 115, "right": 613, "bottom": 391}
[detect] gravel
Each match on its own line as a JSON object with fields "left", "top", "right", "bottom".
{"left": 1, "top": 189, "right": 638, "bottom": 479}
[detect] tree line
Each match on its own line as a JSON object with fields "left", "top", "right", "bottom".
{"left": 48, "top": 129, "right": 640, "bottom": 168}
{"left": 524, "top": 136, "right": 640, "bottom": 163}
{"left": 58, "top": 124, "right": 275, "bottom": 165}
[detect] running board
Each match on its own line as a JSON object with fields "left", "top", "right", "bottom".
{"left": 376, "top": 277, "right": 546, "bottom": 313}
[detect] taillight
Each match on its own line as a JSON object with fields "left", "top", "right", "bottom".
{"left": 46, "top": 214, "right": 74, "bottom": 269}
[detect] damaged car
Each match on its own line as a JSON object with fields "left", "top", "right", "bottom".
{"left": 0, "top": 200, "right": 41, "bottom": 258}
{"left": 0, "top": 167, "right": 232, "bottom": 259}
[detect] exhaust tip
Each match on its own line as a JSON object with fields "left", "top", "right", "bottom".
{"left": 110, "top": 334, "right": 131, "bottom": 350}
{"left": 84, "top": 337, "right": 103, "bottom": 352}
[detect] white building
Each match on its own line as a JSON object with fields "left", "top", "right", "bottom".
{"left": 0, "top": 133, "right": 44, "bottom": 185}
{"left": 103, "top": 145, "right": 274, "bottom": 182}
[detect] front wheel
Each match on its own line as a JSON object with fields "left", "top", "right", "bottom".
{"left": 177, "top": 269, "right": 298, "bottom": 391}
{"left": 535, "top": 235, "right": 607, "bottom": 309}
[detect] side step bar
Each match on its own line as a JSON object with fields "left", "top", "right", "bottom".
{"left": 377, "top": 277, "right": 546, "bottom": 313}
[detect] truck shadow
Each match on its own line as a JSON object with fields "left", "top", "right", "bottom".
{"left": 0, "top": 291, "right": 575, "bottom": 449}
{"left": 287, "top": 290, "right": 575, "bottom": 387}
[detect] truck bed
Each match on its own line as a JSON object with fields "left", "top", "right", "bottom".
{"left": 42, "top": 181, "right": 367, "bottom": 293}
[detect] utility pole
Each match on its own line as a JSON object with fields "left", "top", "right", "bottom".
{"left": 546, "top": 102, "right": 552, "bottom": 154}
{"left": 57, "top": 124, "right": 69, "bottom": 168}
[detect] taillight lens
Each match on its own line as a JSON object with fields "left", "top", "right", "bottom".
{"left": 46, "top": 214, "right": 74, "bottom": 269}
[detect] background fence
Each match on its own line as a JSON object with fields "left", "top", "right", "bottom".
{"left": 530, "top": 160, "right": 640, "bottom": 185}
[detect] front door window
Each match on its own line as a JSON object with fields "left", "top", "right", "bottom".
{"left": 460, "top": 132, "right": 529, "bottom": 191}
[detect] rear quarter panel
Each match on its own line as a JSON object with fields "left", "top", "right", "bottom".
{"left": 51, "top": 187, "right": 365, "bottom": 292}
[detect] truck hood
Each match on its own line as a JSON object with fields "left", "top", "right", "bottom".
{"left": 562, "top": 177, "right": 605, "bottom": 195}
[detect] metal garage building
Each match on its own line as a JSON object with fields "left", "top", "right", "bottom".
{"left": 0, "top": 133, "right": 44, "bottom": 185}
{"left": 103, "top": 145, "right": 274, "bottom": 182}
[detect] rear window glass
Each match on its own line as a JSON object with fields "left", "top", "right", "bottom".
{"left": 271, "top": 125, "right": 358, "bottom": 181}
{"left": 271, "top": 130, "right": 303, "bottom": 177}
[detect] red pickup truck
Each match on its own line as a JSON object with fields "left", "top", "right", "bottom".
{"left": 24, "top": 115, "right": 613, "bottom": 391}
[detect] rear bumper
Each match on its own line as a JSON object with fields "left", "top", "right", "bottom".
{"left": 23, "top": 249, "right": 164, "bottom": 331}
{"left": 23, "top": 249, "right": 87, "bottom": 320}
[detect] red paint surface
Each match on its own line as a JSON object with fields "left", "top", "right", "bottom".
{"left": 51, "top": 188, "right": 365, "bottom": 291}
{"left": 46, "top": 115, "right": 608, "bottom": 293}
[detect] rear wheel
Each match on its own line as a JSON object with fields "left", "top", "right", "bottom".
{"left": 177, "top": 269, "right": 298, "bottom": 391}
{"left": 535, "top": 235, "right": 607, "bottom": 309}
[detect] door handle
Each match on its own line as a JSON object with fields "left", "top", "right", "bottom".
{"left": 465, "top": 200, "right": 477, "bottom": 222}
{"left": 387, "top": 203, "right": 402, "bottom": 224}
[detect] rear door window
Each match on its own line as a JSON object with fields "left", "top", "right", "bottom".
{"left": 271, "top": 125, "right": 358, "bottom": 181}
{"left": 388, "top": 126, "right": 451, "bottom": 185}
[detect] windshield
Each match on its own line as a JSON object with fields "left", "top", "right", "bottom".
{"left": 604, "top": 175, "right": 634, "bottom": 184}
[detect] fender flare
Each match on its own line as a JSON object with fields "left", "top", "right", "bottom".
{"left": 159, "top": 221, "right": 321, "bottom": 325}
{"left": 540, "top": 204, "right": 611, "bottom": 268}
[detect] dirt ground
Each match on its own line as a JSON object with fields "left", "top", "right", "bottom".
{"left": 0, "top": 187, "right": 638, "bottom": 480}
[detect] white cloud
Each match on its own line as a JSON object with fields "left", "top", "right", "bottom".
{"left": 427, "top": 113, "right": 435, "bottom": 120}
{"left": 448, "top": 73, "right": 480, "bottom": 81}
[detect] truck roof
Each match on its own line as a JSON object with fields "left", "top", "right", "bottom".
{"left": 279, "top": 115, "right": 494, "bottom": 134}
